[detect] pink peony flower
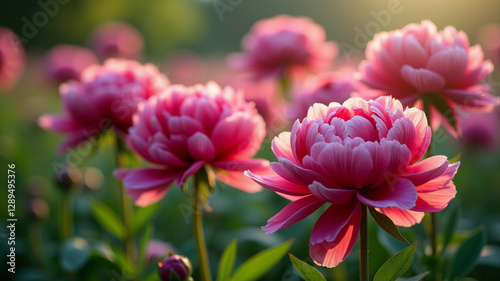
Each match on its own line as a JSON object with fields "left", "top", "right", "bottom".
{"left": 288, "top": 69, "right": 365, "bottom": 121}
{"left": 115, "top": 82, "right": 270, "bottom": 206}
{"left": 461, "top": 109, "right": 499, "bottom": 150}
{"left": 228, "top": 15, "right": 337, "bottom": 79}
{"left": 477, "top": 23, "right": 500, "bottom": 66}
{"left": 38, "top": 59, "right": 169, "bottom": 153}
{"left": 43, "top": 45, "right": 99, "bottom": 84}
{"left": 0, "top": 27, "right": 25, "bottom": 92}
{"left": 146, "top": 240, "right": 176, "bottom": 265}
{"left": 359, "top": 20, "right": 499, "bottom": 133}
{"left": 88, "top": 21, "right": 144, "bottom": 60}
{"left": 246, "top": 96, "right": 459, "bottom": 267}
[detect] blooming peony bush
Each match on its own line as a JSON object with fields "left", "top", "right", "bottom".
{"left": 247, "top": 96, "right": 459, "bottom": 267}
{"left": 115, "top": 82, "right": 270, "bottom": 206}
{"left": 0, "top": 27, "right": 25, "bottom": 92}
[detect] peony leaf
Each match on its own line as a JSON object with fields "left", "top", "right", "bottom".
{"left": 442, "top": 204, "right": 461, "bottom": 253}
{"left": 448, "top": 226, "right": 486, "bottom": 280}
{"left": 374, "top": 242, "right": 417, "bottom": 281}
{"left": 132, "top": 202, "right": 159, "bottom": 235}
{"left": 289, "top": 254, "right": 326, "bottom": 281}
{"left": 230, "top": 240, "right": 292, "bottom": 281}
{"left": 217, "top": 239, "right": 237, "bottom": 281}
{"left": 369, "top": 207, "right": 409, "bottom": 244}
{"left": 396, "top": 271, "right": 429, "bottom": 281}
{"left": 89, "top": 198, "right": 126, "bottom": 240}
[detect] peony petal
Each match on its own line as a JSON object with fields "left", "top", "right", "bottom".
{"left": 386, "top": 117, "right": 416, "bottom": 151}
{"left": 358, "top": 177, "right": 417, "bottom": 209}
{"left": 271, "top": 157, "right": 334, "bottom": 187}
{"left": 378, "top": 207, "right": 425, "bottom": 227}
{"left": 309, "top": 202, "right": 361, "bottom": 268}
{"left": 178, "top": 160, "right": 205, "bottom": 185}
{"left": 403, "top": 107, "right": 431, "bottom": 164}
{"left": 262, "top": 195, "right": 324, "bottom": 233}
{"left": 310, "top": 200, "right": 360, "bottom": 244}
{"left": 38, "top": 115, "right": 82, "bottom": 133}
{"left": 345, "top": 115, "right": 378, "bottom": 142}
{"left": 56, "top": 124, "right": 102, "bottom": 154}
{"left": 216, "top": 170, "right": 263, "bottom": 193}
{"left": 187, "top": 132, "right": 216, "bottom": 160}
{"left": 308, "top": 181, "right": 357, "bottom": 205}
{"left": 400, "top": 65, "right": 446, "bottom": 92}
{"left": 126, "top": 185, "right": 172, "bottom": 207}
{"left": 412, "top": 180, "right": 457, "bottom": 212}
{"left": 271, "top": 132, "right": 298, "bottom": 164}
{"left": 121, "top": 168, "right": 179, "bottom": 189}
{"left": 245, "top": 170, "right": 310, "bottom": 195}
{"left": 402, "top": 155, "right": 449, "bottom": 186}
{"left": 426, "top": 47, "right": 468, "bottom": 85}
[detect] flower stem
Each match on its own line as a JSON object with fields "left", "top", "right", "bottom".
{"left": 116, "top": 136, "right": 136, "bottom": 270}
{"left": 193, "top": 173, "right": 213, "bottom": 281}
{"left": 60, "top": 191, "right": 73, "bottom": 241}
{"left": 280, "top": 69, "right": 291, "bottom": 101}
{"left": 360, "top": 204, "right": 369, "bottom": 281}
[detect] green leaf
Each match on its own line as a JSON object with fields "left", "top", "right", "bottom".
{"left": 89, "top": 198, "right": 126, "bottom": 240}
{"left": 217, "top": 239, "right": 237, "bottom": 281}
{"left": 289, "top": 254, "right": 326, "bottom": 281}
{"left": 396, "top": 271, "right": 429, "bottom": 281}
{"left": 230, "top": 240, "right": 293, "bottom": 281}
{"left": 132, "top": 203, "right": 159, "bottom": 235}
{"left": 448, "top": 226, "right": 486, "bottom": 280}
{"left": 449, "top": 153, "right": 461, "bottom": 164}
{"left": 374, "top": 242, "right": 417, "bottom": 281}
{"left": 138, "top": 224, "right": 154, "bottom": 275}
{"left": 369, "top": 207, "right": 409, "bottom": 244}
{"left": 60, "top": 237, "right": 91, "bottom": 272}
{"left": 442, "top": 204, "right": 461, "bottom": 253}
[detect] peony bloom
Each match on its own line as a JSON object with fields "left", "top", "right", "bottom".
{"left": 288, "top": 69, "right": 365, "bottom": 121}
{"left": 228, "top": 15, "right": 337, "bottom": 79}
{"left": 247, "top": 96, "right": 459, "bottom": 267}
{"left": 115, "top": 82, "right": 270, "bottom": 206}
{"left": 477, "top": 23, "right": 500, "bottom": 66}
{"left": 0, "top": 27, "right": 25, "bottom": 92}
{"left": 43, "top": 45, "right": 99, "bottom": 84}
{"left": 461, "top": 109, "right": 499, "bottom": 150}
{"left": 88, "top": 21, "right": 144, "bottom": 60}
{"left": 38, "top": 59, "right": 169, "bottom": 153}
{"left": 359, "top": 20, "right": 498, "bottom": 134}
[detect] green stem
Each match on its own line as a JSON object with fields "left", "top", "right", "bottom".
{"left": 360, "top": 204, "right": 369, "bottom": 281}
{"left": 116, "top": 137, "right": 136, "bottom": 270}
{"left": 60, "top": 191, "right": 73, "bottom": 241}
{"left": 280, "top": 69, "right": 291, "bottom": 101}
{"left": 193, "top": 173, "right": 213, "bottom": 281}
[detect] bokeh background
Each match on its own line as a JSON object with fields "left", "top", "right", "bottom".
{"left": 1, "top": 0, "right": 500, "bottom": 280}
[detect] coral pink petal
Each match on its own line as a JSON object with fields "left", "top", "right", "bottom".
{"left": 358, "top": 177, "right": 417, "bottom": 209}
{"left": 386, "top": 117, "right": 417, "bottom": 151}
{"left": 310, "top": 200, "right": 360, "bottom": 244}
{"left": 400, "top": 65, "right": 446, "bottom": 92}
{"left": 262, "top": 195, "right": 324, "bottom": 234}
{"left": 187, "top": 132, "right": 216, "bottom": 160}
{"left": 126, "top": 185, "right": 172, "bottom": 207}
{"left": 271, "top": 158, "right": 333, "bottom": 186}
{"left": 309, "top": 203, "right": 361, "bottom": 268}
{"left": 216, "top": 170, "right": 263, "bottom": 193}
{"left": 38, "top": 115, "right": 81, "bottom": 133}
{"left": 403, "top": 108, "right": 431, "bottom": 163}
{"left": 245, "top": 171, "right": 310, "bottom": 196}
{"left": 402, "top": 155, "right": 449, "bottom": 186}
{"left": 308, "top": 181, "right": 357, "bottom": 205}
{"left": 379, "top": 207, "right": 425, "bottom": 227}
{"left": 426, "top": 47, "right": 468, "bottom": 85}
{"left": 271, "top": 132, "right": 298, "bottom": 165}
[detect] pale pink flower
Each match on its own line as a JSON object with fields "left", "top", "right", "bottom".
{"left": 288, "top": 69, "right": 365, "bottom": 121}
{"left": 43, "top": 45, "right": 98, "bottom": 84}
{"left": 38, "top": 59, "right": 169, "bottom": 153}
{"left": 247, "top": 96, "right": 459, "bottom": 267}
{"left": 0, "top": 27, "right": 25, "bottom": 92}
{"left": 359, "top": 20, "right": 499, "bottom": 133}
{"left": 88, "top": 21, "right": 144, "bottom": 60}
{"left": 228, "top": 15, "right": 337, "bottom": 79}
{"left": 115, "top": 82, "right": 270, "bottom": 206}
{"left": 477, "top": 23, "right": 500, "bottom": 66}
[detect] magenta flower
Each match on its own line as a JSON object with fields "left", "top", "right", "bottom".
{"left": 461, "top": 109, "right": 499, "bottom": 150}
{"left": 88, "top": 21, "right": 144, "bottom": 60}
{"left": 288, "top": 69, "right": 365, "bottom": 121}
{"left": 247, "top": 96, "right": 459, "bottom": 267}
{"left": 228, "top": 15, "right": 337, "bottom": 79}
{"left": 359, "top": 20, "right": 498, "bottom": 133}
{"left": 43, "top": 45, "right": 99, "bottom": 84}
{"left": 146, "top": 240, "right": 175, "bottom": 265}
{"left": 0, "top": 27, "right": 25, "bottom": 92}
{"left": 115, "top": 82, "right": 269, "bottom": 206}
{"left": 38, "top": 59, "right": 169, "bottom": 153}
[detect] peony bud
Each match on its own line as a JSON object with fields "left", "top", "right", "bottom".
{"left": 158, "top": 254, "right": 193, "bottom": 281}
